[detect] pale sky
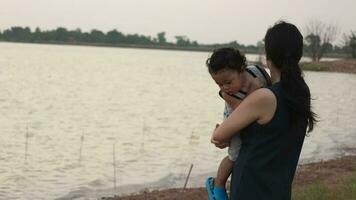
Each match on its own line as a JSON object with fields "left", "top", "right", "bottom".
{"left": 0, "top": 0, "right": 355, "bottom": 45}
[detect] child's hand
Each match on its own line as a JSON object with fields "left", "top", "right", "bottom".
{"left": 220, "top": 91, "right": 241, "bottom": 110}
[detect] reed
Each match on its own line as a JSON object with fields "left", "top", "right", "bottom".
{"left": 183, "top": 164, "right": 194, "bottom": 192}
{"left": 24, "top": 123, "right": 29, "bottom": 161}
{"left": 140, "top": 119, "right": 147, "bottom": 152}
{"left": 140, "top": 118, "right": 148, "bottom": 200}
{"left": 79, "top": 131, "right": 84, "bottom": 162}
{"left": 113, "top": 143, "right": 117, "bottom": 192}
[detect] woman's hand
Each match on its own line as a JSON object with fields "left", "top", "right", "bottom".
{"left": 211, "top": 139, "right": 230, "bottom": 149}
{"left": 211, "top": 124, "right": 230, "bottom": 149}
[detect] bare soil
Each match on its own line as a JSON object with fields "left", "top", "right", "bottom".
{"left": 102, "top": 155, "right": 356, "bottom": 200}
{"left": 301, "top": 59, "right": 356, "bottom": 74}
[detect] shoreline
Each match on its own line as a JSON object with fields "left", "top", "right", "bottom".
{"left": 0, "top": 40, "right": 348, "bottom": 58}
{"left": 300, "top": 59, "right": 356, "bottom": 74}
{"left": 102, "top": 155, "right": 356, "bottom": 200}
{"left": 2, "top": 41, "right": 355, "bottom": 74}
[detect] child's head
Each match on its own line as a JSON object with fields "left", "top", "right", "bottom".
{"left": 206, "top": 47, "right": 247, "bottom": 95}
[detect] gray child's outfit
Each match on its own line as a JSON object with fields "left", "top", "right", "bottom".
{"left": 224, "top": 65, "right": 271, "bottom": 161}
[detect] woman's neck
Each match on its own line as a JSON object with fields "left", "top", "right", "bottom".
{"left": 269, "top": 67, "right": 281, "bottom": 84}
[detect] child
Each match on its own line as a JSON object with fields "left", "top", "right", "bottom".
{"left": 205, "top": 47, "right": 271, "bottom": 200}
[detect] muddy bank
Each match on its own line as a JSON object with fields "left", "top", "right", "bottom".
{"left": 301, "top": 59, "right": 356, "bottom": 74}
{"left": 102, "top": 155, "right": 356, "bottom": 200}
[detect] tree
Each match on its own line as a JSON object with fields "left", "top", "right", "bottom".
{"left": 350, "top": 32, "right": 356, "bottom": 58}
{"left": 305, "top": 34, "right": 321, "bottom": 61}
{"left": 53, "top": 27, "right": 69, "bottom": 41}
{"left": 343, "top": 31, "right": 356, "bottom": 58}
{"left": 89, "top": 29, "right": 105, "bottom": 43}
{"left": 174, "top": 35, "right": 191, "bottom": 46}
{"left": 68, "top": 28, "right": 83, "bottom": 42}
{"left": 156, "top": 32, "right": 167, "bottom": 45}
{"left": 106, "top": 29, "right": 124, "bottom": 44}
{"left": 304, "top": 19, "right": 338, "bottom": 62}
{"left": 33, "top": 27, "right": 41, "bottom": 41}
{"left": 2, "top": 26, "right": 32, "bottom": 41}
{"left": 256, "top": 40, "right": 265, "bottom": 64}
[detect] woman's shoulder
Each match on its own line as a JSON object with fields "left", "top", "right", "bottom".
{"left": 246, "top": 87, "right": 275, "bottom": 104}
{"left": 244, "top": 88, "right": 277, "bottom": 124}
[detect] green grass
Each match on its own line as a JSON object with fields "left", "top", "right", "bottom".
{"left": 300, "top": 62, "right": 330, "bottom": 72}
{"left": 292, "top": 174, "right": 356, "bottom": 200}
{"left": 333, "top": 175, "right": 356, "bottom": 200}
{"left": 293, "top": 184, "right": 329, "bottom": 200}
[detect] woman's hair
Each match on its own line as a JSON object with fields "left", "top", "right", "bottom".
{"left": 206, "top": 47, "right": 247, "bottom": 74}
{"left": 264, "top": 21, "right": 317, "bottom": 133}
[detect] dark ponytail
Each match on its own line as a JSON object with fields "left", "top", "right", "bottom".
{"left": 265, "top": 21, "right": 317, "bottom": 133}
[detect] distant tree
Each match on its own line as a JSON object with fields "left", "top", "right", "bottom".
{"left": 343, "top": 31, "right": 356, "bottom": 58}
{"left": 350, "top": 32, "right": 356, "bottom": 58}
{"left": 106, "top": 29, "right": 124, "bottom": 44}
{"left": 256, "top": 40, "right": 265, "bottom": 64}
{"left": 305, "top": 34, "right": 320, "bottom": 60}
{"left": 33, "top": 27, "right": 41, "bottom": 41}
{"left": 67, "top": 28, "right": 83, "bottom": 42}
{"left": 0, "top": 26, "right": 266, "bottom": 52}
{"left": 245, "top": 44, "right": 258, "bottom": 53}
{"left": 191, "top": 40, "right": 199, "bottom": 46}
{"left": 89, "top": 29, "right": 105, "bottom": 43}
{"left": 227, "top": 41, "right": 241, "bottom": 49}
{"left": 125, "top": 34, "right": 154, "bottom": 45}
{"left": 54, "top": 27, "right": 69, "bottom": 41}
{"left": 304, "top": 19, "right": 338, "bottom": 62}
{"left": 157, "top": 32, "right": 167, "bottom": 45}
{"left": 2, "top": 26, "right": 32, "bottom": 41}
{"left": 175, "top": 35, "right": 191, "bottom": 46}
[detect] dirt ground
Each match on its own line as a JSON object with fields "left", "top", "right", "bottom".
{"left": 101, "top": 155, "right": 356, "bottom": 200}
{"left": 326, "top": 59, "right": 356, "bottom": 74}
{"left": 301, "top": 59, "right": 356, "bottom": 74}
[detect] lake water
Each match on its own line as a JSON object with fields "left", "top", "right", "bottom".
{"left": 0, "top": 42, "right": 355, "bottom": 200}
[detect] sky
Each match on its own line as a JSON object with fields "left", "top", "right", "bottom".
{"left": 0, "top": 0, "right": 355, "bottom": 45}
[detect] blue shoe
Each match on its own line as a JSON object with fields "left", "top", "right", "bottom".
{"left": 205, "top": 177, "right": 216, "bottom": 200}
{"left": 213, "top": 186, "right": 229, "bottom": 200}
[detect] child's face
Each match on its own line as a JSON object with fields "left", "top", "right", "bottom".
{"left": 211, "top": 69, "right": 242, "bottom": 95}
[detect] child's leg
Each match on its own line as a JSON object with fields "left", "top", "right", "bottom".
{"left": 215, "top": 156, "right": 234, "bottom": 188}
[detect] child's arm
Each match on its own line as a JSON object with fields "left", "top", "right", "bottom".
{"left": 220, "top": 91, "right": 242, "bottom": 111}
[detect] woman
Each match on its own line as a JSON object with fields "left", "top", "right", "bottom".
{"left": 205, "top": 47, "right": 271, "bottom": 200}
{"left": 211, "top": 21, "right": 317, "bottom": 200}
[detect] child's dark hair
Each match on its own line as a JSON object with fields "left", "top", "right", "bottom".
{"left": 206, "top": 47, "right": 247, "bottom": 74}
{"left": 264, "top": 21, "right": 317, "bottom": 133}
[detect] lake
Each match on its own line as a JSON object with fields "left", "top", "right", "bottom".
{"left": 0, "top": 42, "right": 355, "bottom": 200}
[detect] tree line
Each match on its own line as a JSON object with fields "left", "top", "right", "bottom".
{"left": 0, "top": 26, "right": 261, "bottom": 53}
{"left": 303, "top": 19, "right": 356, "bottom": 61}
{"left": 0, "top": 23, "right": 355, "bottom": 61}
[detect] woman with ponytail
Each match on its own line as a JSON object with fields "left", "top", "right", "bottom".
{"left": 211, "top": 21, "right": 317, "bottom": 200}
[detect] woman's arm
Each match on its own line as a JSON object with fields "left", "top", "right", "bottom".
{"left": 212, "top": 88, "right": 276, "bottom": 144}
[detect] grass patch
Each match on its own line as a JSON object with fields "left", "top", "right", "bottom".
{"left": 333, "top": 175, "right": 356, "bottom": 200}
{"left": 292, "top": 173, "right": 356, "bottom": 200}
{"left": 293, "top": 184, "right": 329, "bottom": 200}
{"left": 300, "top": 62, "right": 330, "bottom": 71}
